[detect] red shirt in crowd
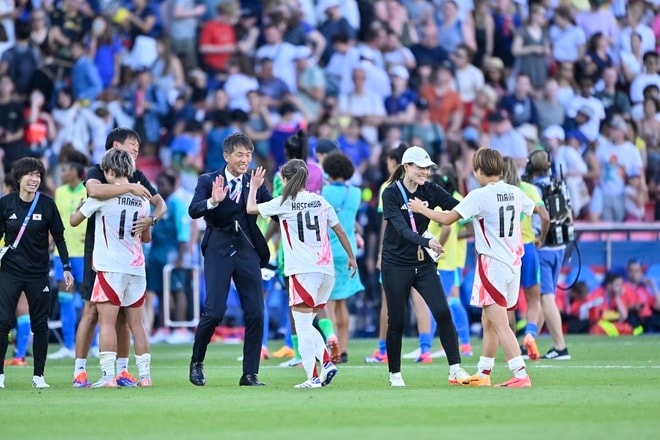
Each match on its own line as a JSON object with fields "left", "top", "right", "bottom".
{"left": 199, "top": 20, "right": 236, "bottom": 71}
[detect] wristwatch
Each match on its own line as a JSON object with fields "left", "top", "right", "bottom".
{"left": 63, "top": 264, "right": 72, "bottom": 272}
{"left": 150, "top": 216, "right": 158, "bottom": 226}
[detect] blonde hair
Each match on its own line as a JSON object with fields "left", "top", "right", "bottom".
{"left": 502, "top": 156, "right": 520, "bottom": 186}
{"left": 101, "top": 149, "right": 135, "bottom": 178}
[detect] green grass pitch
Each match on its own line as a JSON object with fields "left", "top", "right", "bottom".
{"left": 2, "top": 335, "right": 659, "bottom": 440}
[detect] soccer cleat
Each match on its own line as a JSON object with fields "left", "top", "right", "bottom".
{"left": 430, "top": 349, "right": 447, "bottom": 359}
{"left": 402, "top": 347, "right": 421, "bottom": 359}
{"left": 0, "top": 373, "right": 4, "bottom": 389}
{"left": 260, "top": 346, "right": 270, "bottom": 360}
{"left": 541, "top": 347, "right": 571, "bottom": 360}
{"left": 115, "top": 370, "right": 138, "bottom": 387}
{"left": 320, "top": 362, "right": 338, "bottom": 387}
{"left": 460, "top": 344, "right": 473, "bottom": 357}
{"left": 32, "top": 375, "right": 50, "bottom": 388}
{"left": 364, "top": 350, "right": 388, "bottom": 364}
{"left": 523, "top": 334, "right": 540, "bottom": 361}
{"left": 73, "top": 371, "right": 92, "bottom": 388}
{"left": 294, "top": 377, "right": 322, "bottom": 389}
{"left": 494, "top": 375, "right": 532, "bottom": 388}
{"left": 415, "top": 352, "right": 432, "bottom": 363}
{"left": 327, "top": 336, "right": 341, "bottom": 364}
{"left": 91, "top": 377, "right": 118, "bottom": 388}
{"left": 460, "top": 374, "right": 491, "bottom": 387}
{"left": 389, "top": 372, "right": 405, "bottom": 387}
{"left": 448, "top": 367, "right": 471, "bottom": 385}
{"left": 7, "top": 357, "right": 27, "bottom": 367}
{"left": 272, "top": 346, "right": 295, "bottom": 358}
{"left": 48, "top": 347, "right": 75, "bottom": 360}
{"left": 138, "top": 377, "right": 152, "bottom": 387}
{"left": 279, "top": 357, "right": 302, "bottom": 368}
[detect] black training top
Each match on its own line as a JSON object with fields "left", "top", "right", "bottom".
{"left": 381, "top": 180, "right": 458, "bottom": 268}
{"left": 83, "top": 165, "right": 157, "bottom": 259}
{"left": 0, "top": 192, "right": 70, "bottom": 278}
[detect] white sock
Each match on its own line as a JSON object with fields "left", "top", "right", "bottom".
{"left": 99, "top": 352, "right": 117, "bottom": 380}
{"left": 74, "top": 358, "right": 87, "bottom": 378}
{"left": 449, "top": 363, "right": 462, "bottom": 374}
{"left": 311, "top": 327, "right": 329, "bottom": 364}
{"left": 292, "top": 310, "right": 317, "bottom": 379}
{"left": 477, "top": 356, "right": 495, "bottom": 378}
{"left": 116, "top": 357, "right": 129, "bottom": 373}
{"left": 136, "top": 353, "right": 151, "bottom": 379}
{"left": 508, "top": 356, "right": 527, "bottom": 379}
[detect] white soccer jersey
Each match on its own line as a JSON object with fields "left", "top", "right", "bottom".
{"left": 258, "top": 191, "right": 339, "bottom": 277}
{"left": 454, "top": 181, "right": 535, "bottom": 270}
{"left": 80, "top": 193, "right": 150, "bottom": 276}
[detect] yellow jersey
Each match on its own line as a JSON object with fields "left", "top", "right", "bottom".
{"left": 54, "top": 183, "right": 87, "bottom": 257}
{"left": 519, "top": 181, "right": 543, "bottom": 245}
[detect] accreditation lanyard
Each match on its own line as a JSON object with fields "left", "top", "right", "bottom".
{"left": 395, "top": 181, "right": 425, "bottom": 261}
{"left": 12, "top": 192, "right": 41, "bottom": 249}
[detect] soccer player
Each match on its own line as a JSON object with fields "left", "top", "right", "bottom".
{"left": 247, "top": 160, "right": 358, "bottom": 389}
{"left": 49, "top": 151, "right": 89, "bottom": 360}
{"left": 70, "top": 149, "right": 152, "bottom": 388}
{"left": 409, "top": 148, "right": 549, "bottom": 387}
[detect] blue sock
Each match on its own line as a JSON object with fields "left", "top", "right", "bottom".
{"left": 419, "top": 333, "right": 432, "bottom": 354}
{"left": 449, "top": 297, "right": 471, "bottom": 345}
{"left": 525, "top": 322, "right": 538, "bottom": 339}
{"left": 15, "top": 315, "right": 31, "bottom": 358}
{"left": 262, "top": 296, "right": 269, "bottom": 348}
{"left": 59, "top": 292, "right": 76, "bottom": 350}
{"left": 378, "top": 339, "right": 387, "bottom": 355}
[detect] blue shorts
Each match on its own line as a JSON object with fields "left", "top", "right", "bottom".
{"left": 53, "top": 256, "right": 84, "bottom": 285}
{"left": 539, "top": 248, "right": 565, "bottom": 295}
{"left": 438, "top": 270, "right": 459, "bottom": 297}
{"left": 520, "top": 243, "right": 541, "bottom": 289}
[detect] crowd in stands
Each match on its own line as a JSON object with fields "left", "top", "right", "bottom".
{"left": 0, "top": 0, "right": 659, "bottom": 341}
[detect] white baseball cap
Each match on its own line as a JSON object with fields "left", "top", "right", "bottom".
{"left": 543, "top": 125, "right": 565, "bottom": 141}
{"left": 402, "top": 146, "right": 437, "bottom": 168}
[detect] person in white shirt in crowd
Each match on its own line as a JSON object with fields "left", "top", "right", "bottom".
{"left": 618, "top": 2, "right": 656, "bottom": 59}
{"left": 357, "top": 25, "right": 387, "bottom": 70}
{"left": 324, "top": 32, "right": 361, "bottom": 97}
{"left": 338, "top": 65, "right": 386, "bottom": 145}
{"left": 534, "top": 79, "right": 566, "bottom": 132}
{"left": 631, "top": 84, "right": 659, "bottom": 123}
{"left": 549, "top": 5, "right": 586, "bottom": 64}
{"left": 575, "top": 0, "right": 619, "bottom": 43}
{"left": 630, "top": 51, "right": 660, "bottom": 106}
{"left": 451, "top": 43, "right": 484, "bottom": 108}
{"left": 255, "top": 22, "right": 300, "bottom": 93}
{"left": 223, "top": 54, "right": 259, "bottom": 113}
{"left": 317, "top": 0, "right": 357, "bottom": 65}
{"left": 294, "top": 46, "right": 326, "bottom": 123}
{"left": 545, "top": 126, "right": 591, "bottom": 217}
{"left": 488, "top": 109, "right": 527, "bottom": 171}
{"left": 357, "top": 48, "right": 391, "bottom": 102}
{"left": 619, "top": 31, "right": 645, "bottom": 84}
{"left": 595, "top": 66, "right": 632, "bottom": 120}
{"left": 567, "top": 76, "right": 606, "bottom": 143}
{"left": 383, "top": 26, "right": 417, "bottom": 71}
{"left": 591, "top": 115, "right": 646, "bottom": 222}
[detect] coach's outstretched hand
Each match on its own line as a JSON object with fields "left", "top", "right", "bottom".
{"left": 211, "top": 175, "right": 228, "bottom": 205}
{"left": 251, "top": 167, "right": 266, "bottom": 188}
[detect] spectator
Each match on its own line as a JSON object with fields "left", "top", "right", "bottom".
{"left": 357, "top": 26, "right": 387, "bottom": 70}
{"left": 482, "top": 56, "right": 507, "bottom": 100}
{"left": 555, "top": 61, "right": 578, "bottom": 108}
{"left": 150, "top": 37, "right": 185, "bottom": 104}
{"left": 198, "top": 1, "right": 237, "bottom": 77}
{"left": 535, "top": 79, "right": 566, "bottom": 132}
{"left": 549, "top": 5, "right": 586, "bottom": 64}
{"left": 436, "top": 0, "right": 476, "bottom": 53}
{"left": 234, "top": 7, "right": 259, "bottom": 58}
{"left": 278, "top": 3, "right": 326, "bottom": 61}
{"left": 223, "top": 53, "right": 259, "bottom": 113}
{"left": 630, "top": 51, "right": 660, "bottom": 105}
{"left": 511, "top": 3, "right": 550, "bottom": 90}
{"left": 517, "top": 123, "right": 541, "bottom": 154}
{"left": 625, "top": 259, "right": 660, "bottom": 332}
{"left": 383, "top": 26, "right": 417, "bottom": 71}
{"left": 245, "top": 90, "right": 274, "bottom": 167}
{"left": 618, "top": 3, "right": 656, "bottom": 58}
{"left": 595, "top": 67, "right": 632, "bottom": 123}
{"left": 384, "top": 65, "right": 417, "bottom": 128}
{"left": 637, "top": 97, "right": 659, "bottom": 181}
{"left": 28, "top": 9, "right": 52, "bottom": 62}
{"left": 318, "top": 0, "right": 356, "bottom": 65}
{"left": 624, "top": 172, "right": 647, "bottom": 222}
{"left": 402, "top": 97, "right": 445, "bottom": 164}
{"left": 499, "top": 74, "right": 538, "bottom": 127}
{"left": 0, "top": 21, "right": 39, "bottom": 97}
{"left": 488, "top": 109, "right": 527, "bottom": 170}
{"left": 124, "top": 69, "right": 167, "bottom": 146}
{"left": 566, "top": 281, "right": 591, "bottom": 334}
{"left": 88, "top": 15, "right": 123, "bottom": 90}
{"left": 0, "top": 75, "right": 26, "bottom": 173}
{"left": 375, "top": 0, "right": 417, "bottom": 48}
{"left": 357, "top": 49, "right": 391, "bottom": 102}
{"left": 294, "top": 46, "right": 326, "bottom": 123}
{"left": 409, "top": 20, "right": 448, "bottom": 70}
{"left": 49, "top": 0, "right": 89, "bottom": 72}
{"left": 25, "top": 89, "right": 57, "bottom": 152}
{"left": 588, "top": 272, "right": 635, "bottom": 336}
{"left": 619, "top": 31, "right": 645, "bottom": 84}
{"left": 575, "top": 0, "right": 619, "bottom": 43}
{"left": 566, "top": 76, "right": 606, "bottom": 143}
{"left": 324, "top": 31, "right": 361, "bottom": 97}
{"left": 405, "top": 0, "right": 435, "bottom": 38}
{"left": 466, "top": 85, "right": 496, "bottom": 133}
{"left": 338, "top": 65, "right": 386, "bottom": 145}
{"left": 255, "top": 22, "right": 299, "bottom": 93}
{"left": 269, "top": 102, "right": 307, "bottom": 167}
{"left": 491, "top": 0, "right": 522, "bottom": 69}
{"left": 167, "top": 0, "right": 207, "bottom": 72}
{"left": 257, "top": 57, "right": 291, "bottom": 113}
{"left": 585, "top": 32, "right": 614, "bottom": 81}
{"left": 204, "top": 110, "right": 233, "bottom": 173}
{"left": 418, "top": 60, "right": 463, "bottom": 139}
{"left": 471, "top": 0, "right": 494, "bottom": 68}
{"left": 70, "top": 40, "right": 103, "bottom": 103}
{"left": 451, "top": 44, "right": 485, "bottom": 110}
{"left": 337, "top": 118, "right": 370, "bottom": 185}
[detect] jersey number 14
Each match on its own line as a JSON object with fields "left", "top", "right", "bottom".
{"left": 297, "top": 211, "right": 321, "bottom": 243}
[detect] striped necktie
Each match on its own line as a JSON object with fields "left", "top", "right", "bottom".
{"left": 229, "top": 178, "right": 241, "bottom": 203}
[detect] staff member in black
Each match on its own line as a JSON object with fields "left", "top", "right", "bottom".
{"left": 0, "top": 158, "right": 74, "bottom": 389}
{"left": 381, "top": 147, "right": 470, "bottom": 387}
{"left": 189, "top": 132, "right": 273, "bottom": 387}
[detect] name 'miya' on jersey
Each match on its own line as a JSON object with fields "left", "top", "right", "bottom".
{"left": 257, "top": 191, "right": 339, "bottom": 277}
{"left": 454, "top": 180, "right": 535, "bottom": 270}
{"left": 79, "top": 193, "right": 150, "bottom": 276}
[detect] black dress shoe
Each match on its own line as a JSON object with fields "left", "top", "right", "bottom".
{"left": 239, "top": 374, "right": 266, "bottom": 386}
{"left": 189, "top": 361, "right": 206, "bottom": 386}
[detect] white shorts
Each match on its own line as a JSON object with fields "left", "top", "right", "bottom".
{"left": 91, "top": 272, "right": 147, "bottom": 308}
{"left": 289, "top": 273, "right": 335, "bottom": 309}
{"left": 471, "top": 255, "right": 521, "bottom": 309}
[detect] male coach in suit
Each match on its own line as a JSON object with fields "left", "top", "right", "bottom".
{"left": 188, "top": 132, "right": 272, "bottom": 386}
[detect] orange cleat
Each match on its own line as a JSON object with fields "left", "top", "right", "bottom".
{"left": 7, "top": 357, "right": 27, "bottom": 367}
{"left": 459, "top": 374, "right": 491, "bottom": 387}
{"left": 494, "top": 375, "right": 532, "bottom": 388}
{"left": 523, "top": 334, "right": 540, "bottom": 361}
{"left": 272, "top": 346, "right": 295, "bottom": 358}
{"left": 327, "top": 336, "right": 341, "bottom": 364}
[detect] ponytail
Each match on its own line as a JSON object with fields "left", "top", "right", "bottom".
{"left": 386, "top": 164, "right": 405, "bottom": 184}
{"left": 284, "top": 129, "right": 309, "bottom": 161}
{"left": 280, "top": 158, "right": 308, "bottom": 205}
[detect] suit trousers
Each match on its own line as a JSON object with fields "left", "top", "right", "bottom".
{"left": 191, "top": 241, "right": 264, "bottom": 375}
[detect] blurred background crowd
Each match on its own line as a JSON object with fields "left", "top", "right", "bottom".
{"left": 0, "top": 0, "right": 659, "bottom": 344}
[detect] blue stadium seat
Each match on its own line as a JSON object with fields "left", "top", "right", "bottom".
{"left": 645, "top": 264, "right": 660, "bottom": 291}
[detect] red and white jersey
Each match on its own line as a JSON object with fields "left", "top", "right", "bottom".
{"left": 454, "top": 180, "right": 535, "bottom": 270}
{"left": 80, "top": 193, "right": 150, "bottom": 276}
{"left": 258, "top": 191, "right": 339, "bottom": 277}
